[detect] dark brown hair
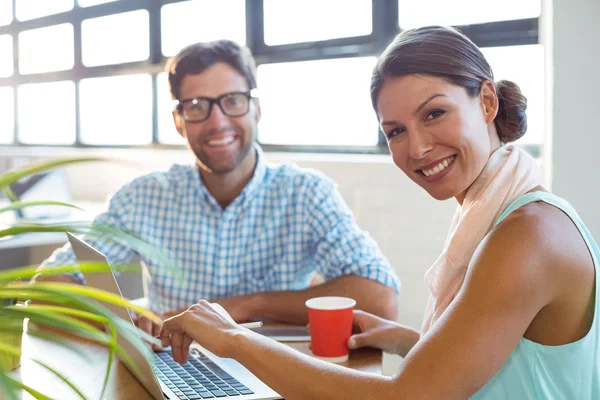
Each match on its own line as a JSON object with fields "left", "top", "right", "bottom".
{"left": 371, "top": 26, "right": 527, "bottom": 143}
{"left": 167, "top": 40, "right": 257, "bottom": 100}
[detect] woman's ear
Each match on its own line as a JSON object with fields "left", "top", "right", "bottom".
{"left": 480, "top": 81, "right": 499, "bottom": 124}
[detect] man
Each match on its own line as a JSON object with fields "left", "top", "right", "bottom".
{"left": 36, "top": 40, "right": 400, "bottom": 338}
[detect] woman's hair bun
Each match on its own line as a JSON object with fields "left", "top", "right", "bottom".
{"left": 494, "top": 80, "right": 528, "bottom": 143}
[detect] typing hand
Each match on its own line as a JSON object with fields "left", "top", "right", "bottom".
{"left": 159, "top": 301, "right": 243, "bottom": 364}
{"left": 347, "top": 310, "right": 403, "bottom": 354}
{"left": 132, "top": 310, "right": 165, "bottom": 352}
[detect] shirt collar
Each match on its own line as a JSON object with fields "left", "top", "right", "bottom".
{"left": 193, "top": 143, "right": 268, "bottom": 209}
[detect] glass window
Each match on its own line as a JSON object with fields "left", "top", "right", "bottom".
{"left": 78, "top": 0, "right": 117, "bottom": 7}
{"left": 257, "top": 57, "right": 378, "bottom": 146}
{"left": 79, "top": 74, "right": 153, "bottom": 145}
{"left": 161, "top": 0, "right": 246, "bottom": 57}
{"left": 481, "top": 44, "right": 544, "bottom": 145}
{"left": 157, "top": 72, "right": 185, "bottom": 145}
{"left": 82, "top": 10, "right": 149, "bottom": 67}
{"left": 264, "top": 0, "right": 372, "bottom": 46}
{"left": 0, "top": 0, "right": 12, "bottom": 26}
{"left": 398, "top": 0, "right": 541, "bottom": 29}
{"left": 18, "top": 81, "right": 76, "bottom": 144}
{"left": 0, "top": 35, "right": 13, "bottom": 77}
{"left": 0, "top": 87, "right": 14, "bottom": 144}
{"left": 16, "top": 0, "right": 74, "bottom": 22}
{"left": 19, "top": 24, "right": 74, "bottom": 75}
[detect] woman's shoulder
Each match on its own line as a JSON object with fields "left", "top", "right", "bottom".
{"left": 479, "top": 192, "right": 592, "bottom": 289}
{"left": 492, "top": 193, "right": 583, "bottom": 258}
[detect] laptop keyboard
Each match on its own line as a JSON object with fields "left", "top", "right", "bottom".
{"left": 152, "top": 348, "right": 255, "bottom": 399}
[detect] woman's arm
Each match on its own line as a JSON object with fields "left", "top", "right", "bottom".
{"left": 161, "top": 210, "right": 560, "bottom": 399}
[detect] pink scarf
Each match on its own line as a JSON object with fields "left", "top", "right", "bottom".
{"left": 421, "top": 145, "right": 542, "bottom": 335}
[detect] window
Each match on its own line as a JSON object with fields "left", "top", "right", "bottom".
{"left": 0, "top": 87, "right": 14, "bottom": 144}
{"left": 0, "top": 35, "right": 12, "bottom": 77}
{"left": 82, "top": 10, "right": 149, "bottom": 67}
{"left": 481, "top": 45, "right": 544, "bottom": 145}
{"left": 258, "top": 57, "right": 378, "bottom": 146}
{"left": 0, "top": 0, "right": 12, "bottom": 26}
{"left": 161, "top": 0, "right": 246, "bottom": 57}
{"left": 398, "top": 0, "right": 541, "bottom": 29}
{"left": 19, "top": 24, "right": 74, "bottom": 74}
{"left": 0, "top": 1, "right": 542, "bottom": 154}
{"left": 79, "top": 74, "right": 152, "bottom": 145}
{"left": 157, "top": 72, "right": 185, "bottom": 145}
{"left": 78, "top": 0, "right": 117, "bottom": 7}
{"left": 18, "top": 81, "right": 76, "bottom": 144}
{"left": 264, "top": 0, "right": 372, "bottom": 46}
{"left": 16, "top": 0, "right": 74, "bottom": 22}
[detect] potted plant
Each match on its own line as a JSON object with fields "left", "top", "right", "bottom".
{"left": 0, "top": 157, "right": 176, "bottom": 400}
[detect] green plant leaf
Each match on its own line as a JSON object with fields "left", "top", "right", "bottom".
{"left": 0, "top": 262, "right": 140, "bottom": 283}
{"left": 2, "top": 373, "right": 53, "bottom": 400}
{"left": 0, "top": 325, "right": 92, "bottom": 363}
{"left": 0, "top": 286, "right": 155, "bottom": 378}
{"left": 1, "top": 186, "right": 18, "bottom": 202}
{"left": 11, "top": 282, "right": 162, "bottom": 324}
{"left": 29, "top": 359, "right": 87, "bottom": 400}
{"left": 0, "top": 224, "right": 182, "bottom": 281}
{"left": 0, "top": 201, "right": 84, "bottom": 215}
{"left": 0, "top": 340, "right": 87, "bottom": 400}
{"left": 0, "top": 157, "right": 108, "bottom": 189}
{"left": 0, "top": 372, "right": 19, "bottom": 400}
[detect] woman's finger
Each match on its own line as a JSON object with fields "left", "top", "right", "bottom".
{"left": 170, "top": 331, "right": 184, "bottom": 363}
{"left": 159, "top": 318, "right": 176, "bottom": 348}
{"left": 182, "top": 334, "right": 194, "bottom": 362}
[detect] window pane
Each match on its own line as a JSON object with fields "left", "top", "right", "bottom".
{"left": 80, "top": 74, "right": 152, "bottom": 145}
{"left": 0, "top": 87, "right": 14, "bottom": 144}
{"left": 482, "top": 44, "right": 545, "bottom": 145}
{"left": 264, "top": 0, "right": 372, "bottom": 46}
{"left": 82, "top": 10, "right": 149, "bottom": 67}
{"left": 18, "top": 81, "right": 76, "bottom": 144}
{"left": 258, "top": 57, "right": 378, "bottom": 146}
{"left": 16, "top": 0, "right": 73, "bottom": 21}
{"left": 0, "top": 0, "right": 12, "bottom": 26}
{"left": 19, "top": 24, "right": 74, "bottom": 74}
{"left": 0, "top": 35, "right": 12, "bottom": 77}
{"left": 398, "top": 0, "right": 541, "bottom": 29}
{"left": 161, "top": 0, "right": 246, "bottom": 57}
{"left": 78, "top": 0, "right": 117, "bottom": 7}
{"left": 157, "top": 72, "right": 185, "bottom": 145}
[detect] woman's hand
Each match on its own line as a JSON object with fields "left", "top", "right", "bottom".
{"left": 348, "top": 310, "right": 418, "bottom": 356}
{"left": 159, "top": 300, "right": 244, "bottom": 363}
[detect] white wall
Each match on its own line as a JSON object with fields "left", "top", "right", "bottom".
{"left": 551, "top": 0, "right": 600, "bottom": 237}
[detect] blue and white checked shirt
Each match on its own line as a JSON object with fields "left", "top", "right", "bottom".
{"left": 41, "top": 146, "right": 400, "bottom": 312}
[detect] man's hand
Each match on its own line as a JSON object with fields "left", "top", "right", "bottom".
{"left": 212, "top": 294, "right": 260, "bottom": 322}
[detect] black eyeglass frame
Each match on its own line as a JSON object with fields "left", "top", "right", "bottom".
{"left": 172, "top": 88, "right": 259, "bottom": 123}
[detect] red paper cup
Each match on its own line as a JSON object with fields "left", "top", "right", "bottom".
{"left": 305, "top": 296, "right": 356, "bottom": 363}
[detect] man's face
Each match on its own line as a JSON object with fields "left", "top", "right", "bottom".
{"left": 174, "top": 62, "right": 260, "bottom": 175}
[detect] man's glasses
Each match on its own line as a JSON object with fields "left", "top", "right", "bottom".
{"left": 173, "top": 89, "right": 259, "bottom": 123}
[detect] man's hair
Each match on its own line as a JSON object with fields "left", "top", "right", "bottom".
{"left": 167, "top": 40, "right": 257, "bottom": 100}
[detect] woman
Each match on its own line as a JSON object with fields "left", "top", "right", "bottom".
{"left": 159, "top": 26, "right": 600, "bottom": 399}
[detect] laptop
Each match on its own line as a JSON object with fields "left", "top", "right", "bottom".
{"left": 66, "top": 232, "right": 282, "bottom": 400}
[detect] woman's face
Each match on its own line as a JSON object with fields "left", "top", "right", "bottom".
{"left": 377, "top": 74, "right": 500, "bottom": 202}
